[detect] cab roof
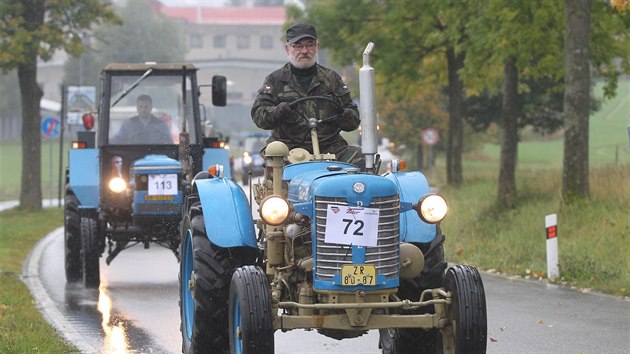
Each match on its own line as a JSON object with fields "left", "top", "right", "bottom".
{"left": 102, "top": 63, "right": 198, "bottom": 73}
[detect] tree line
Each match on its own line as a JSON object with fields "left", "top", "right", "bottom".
{"left": 294, "top": 0, "right": 629, "bottom": 208}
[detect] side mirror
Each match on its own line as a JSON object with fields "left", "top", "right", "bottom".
{"left": 212, "top": 75, "right": 226, "bottom": 107}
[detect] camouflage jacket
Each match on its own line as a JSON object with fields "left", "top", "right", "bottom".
{"left": 251, "top": 63, "right": 360, "bottom": 152}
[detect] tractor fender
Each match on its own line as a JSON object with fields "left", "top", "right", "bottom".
{"left": 68, "top": 148, "right": 99, "bottom": 208}
{"left": 194, "top": 177, "right": 257, "bottom": 248}
{"left": 384, "top": 171, "right": 437, "bottom": 243}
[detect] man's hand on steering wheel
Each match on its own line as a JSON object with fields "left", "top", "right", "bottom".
{"left": 285, "top": 96, "right": 345, "bottom": 144}
{"left": 272, "top": 102, "right": 299, "bottom": 123}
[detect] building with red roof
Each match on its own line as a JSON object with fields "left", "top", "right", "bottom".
{"left": 157, "top": 4, "right": 289, "bottom": 134}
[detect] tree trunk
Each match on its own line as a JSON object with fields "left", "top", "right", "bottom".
{"left": 562, "top": 0, "right": 591, "bottom": 202}
{"left": 446, "top": 46, "right": 465, "bottom": 186}
{"left": 497, "top": 57, "right": 519, "bottom": 209}
{"left": 18, "top": 0, "right": 46, "bottom": 210}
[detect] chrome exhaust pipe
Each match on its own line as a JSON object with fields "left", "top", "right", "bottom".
{"left": 359, "top": 42, "right": 377, "bottom": 172}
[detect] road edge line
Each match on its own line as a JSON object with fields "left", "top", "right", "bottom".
{"left": 22, "top": 227, "right": 98, "bottom": 354}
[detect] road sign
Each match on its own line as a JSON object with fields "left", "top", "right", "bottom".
{"left": 422, "top": 128, "right": 439, "bottom": 146}
{"left": 41, "top": 116, "right": 60, "bottom": 138}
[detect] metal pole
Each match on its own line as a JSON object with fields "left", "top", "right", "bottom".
{"left": 57, "top": 84, "right": 66, "bottom": 207}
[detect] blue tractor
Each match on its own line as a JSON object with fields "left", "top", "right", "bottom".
{"left": 179, "top": 44, "right": 487, "bottom": 353}
{"left": 64, "top": 63, "right": 229, "bottom": 288}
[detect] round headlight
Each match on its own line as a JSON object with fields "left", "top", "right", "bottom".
{"left": 415, "top": 194, "right": 447, "bottom": 224}
{"left": 259, "top": 195, "right": 290, "bottom": 226}
{"left": 108, "top": 177, "right": 127, "bottom": 193}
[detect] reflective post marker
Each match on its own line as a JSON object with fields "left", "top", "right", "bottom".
{"left": 545, "top": 214, "right": 559, "bottom": 278}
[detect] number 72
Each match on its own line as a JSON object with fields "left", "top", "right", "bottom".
{"left": 342, "top": 218, "right": 364, "bottom": 236}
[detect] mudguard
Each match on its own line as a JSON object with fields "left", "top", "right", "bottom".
{"left": 384, "top": 171, "right": 437, "bottom": 243}
{"left": 194, "top": 177, "right": 257, "bottom": 248}
{"left": 202, "top": 148, "right": 232, "bottom": 180}
{"left": 68, "top": 148, "right": 99, "bottom": 208}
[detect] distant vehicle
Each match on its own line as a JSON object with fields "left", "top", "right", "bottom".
{"left": 63, "top": 63, "right": 229, "bottom": 288}
{"left": 239, "top": 132, "right": 270, "bottom": 185}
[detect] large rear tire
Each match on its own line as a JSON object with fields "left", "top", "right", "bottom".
{"left": 441, "top": 265, "right": 487, "bottom": 354}
{"left": 379, "top": 233, "right": 448, "bottom": 353}
{"left": 80, "top": 216, "right": 101, "bottom": 288}
{"left": 229, "top": 266, "right": 274, "bottom": 354}
{"left": 64, "top": 190, "right": 82, "bottom": 282}
{"left": 180, "top": 202, "right": 257, "bottom": 354}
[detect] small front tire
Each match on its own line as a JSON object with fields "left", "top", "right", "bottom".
{"left": 80, "top": 216, "right": 101, "bottom": 288}
{"left": 441, "top": 264, "right": 487, "bottom": 354}
{"left": 229, "top": 265, "right": 274, "bottom": 354}
{"left": 64, "top": 190, "right": 82, "bottom": 282}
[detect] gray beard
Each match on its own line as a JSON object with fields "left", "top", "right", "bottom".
{"left": 288, "top": 53, "right": 318, "bottom": 69}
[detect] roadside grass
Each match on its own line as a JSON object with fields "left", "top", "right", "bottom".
{"left": 439, "top": 164, "right": 630, "bottom": 297}
{"left": 0, "top": 207, "right": 77, "bottom": 353}
{"left": 433, "top": 80, "right": 630, "bottom": 297}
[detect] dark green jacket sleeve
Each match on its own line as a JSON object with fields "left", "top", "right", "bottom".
{"left": 251, "top": 75, "right": 279, "bottom": 130}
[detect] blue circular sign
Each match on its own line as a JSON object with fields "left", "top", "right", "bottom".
{"left": 41, "top": 116, "right": 60, "bottom": 138}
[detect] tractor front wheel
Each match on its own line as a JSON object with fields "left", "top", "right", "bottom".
{"left": 229, "top": 265, "right": 274, "bottom": 354}
{"left": 441, "top": 264, "right": 487, "bottom": 354}
{"left": 64, "top": 190, "right": 82, "bottom": 282}
{"left": 80, "top": 216, "right": 101, "bottom": 288}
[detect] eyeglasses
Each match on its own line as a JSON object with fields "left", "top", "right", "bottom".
{"left": 288, "top": 41, "right": 318, "bottom": 51}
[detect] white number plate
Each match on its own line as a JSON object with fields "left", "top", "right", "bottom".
{"left": 148, "top": 174, "right": 177, "bottom": 196}
{"left": 324, "top": 204, "right": 379, "bottom": 247}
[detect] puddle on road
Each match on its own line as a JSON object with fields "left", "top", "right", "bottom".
{"left": 98, "top": 280, "right": 130, "bottom": 353}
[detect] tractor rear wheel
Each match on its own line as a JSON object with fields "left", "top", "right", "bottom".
{"left": 229, "top": 265, "right": 274, "bottom": 354}
{"left": 180, "top": 202, "right": 257, "bottom": 354}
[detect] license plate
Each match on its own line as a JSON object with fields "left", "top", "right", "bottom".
{"left": 148, "top": 174, "right": 178, "bottom": 195}
{"left": 145, "top": 195, "right": 174, "bottom": 201}
{"left": 341, "top": 264, "right": 376, "bottom": 286}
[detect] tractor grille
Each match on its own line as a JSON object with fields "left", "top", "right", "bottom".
{"left": 314, "top": 195, "right": 400, "bottom": 282}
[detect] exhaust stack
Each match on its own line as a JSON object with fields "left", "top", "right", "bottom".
{"left": 359, "top": 42, "right": 377, "bottom": 172}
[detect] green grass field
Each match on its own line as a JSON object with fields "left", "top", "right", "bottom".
{"left": 0, "top": 140, "right": 69, "bottom": 202}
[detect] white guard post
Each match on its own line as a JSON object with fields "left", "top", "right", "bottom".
{"left": 545, "top": 213, "right": 559, "bottom": 279}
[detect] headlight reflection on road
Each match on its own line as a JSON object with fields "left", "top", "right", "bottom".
{"left": 97, "top": 283, "right": 129, "bottom": 353}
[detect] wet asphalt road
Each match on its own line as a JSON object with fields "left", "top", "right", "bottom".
{"left": 24, "top": 226, "right": 630, "bottom": 354}
{"left": 15, "top": 197, "right": 630, "bottom": 353}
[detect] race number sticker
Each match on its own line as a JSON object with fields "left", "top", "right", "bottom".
{"left": 324, "top": 205, "right": 380, "bottom": 247}
{"left": 148, "top": 174, "right": 177, "bottom": 195}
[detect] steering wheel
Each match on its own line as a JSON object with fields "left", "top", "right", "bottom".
{"left": 129, "top": 127, "right": 172, "bottom": 145}
{"left": 287, "top": 96, "right": 344, "bottom": 145}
